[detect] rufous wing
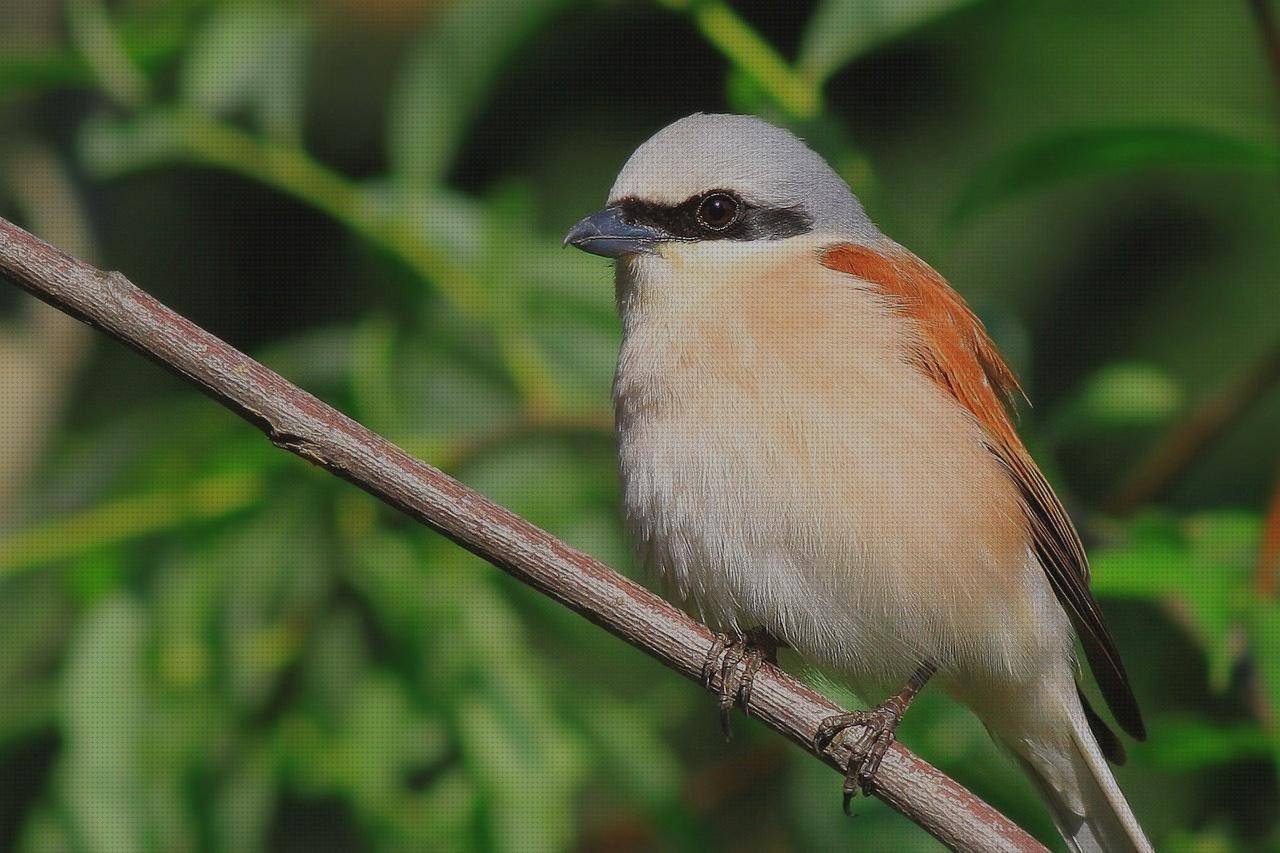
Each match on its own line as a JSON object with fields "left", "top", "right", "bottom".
{"left": 820, "top": 242, "right": 1146, "bottom": 747}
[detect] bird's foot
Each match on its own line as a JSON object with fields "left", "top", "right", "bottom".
{"left": 814, "top": 664, "right": 935, "bottom": 814}
{"left": 815, "top": 702, "right": 907, "bottom": 814}
{"left": 701, "top": 627, "right": 780, "bottom": 739}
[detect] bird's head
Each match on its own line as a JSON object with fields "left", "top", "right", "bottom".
{"left": 564, "top": 113, "right": 875, "bottom": 260}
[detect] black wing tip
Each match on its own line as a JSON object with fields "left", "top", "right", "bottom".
{"left": 1121, "top": 703, "right": 1147, "bottom": 742}
{"left": 1079, "top": 685, "right": 1127, "bottom": 765}
{"left": 1110, "top": 693, "right": 1147, "bottom": 742}
{"left": 1086, "top": 641, "right": 1147, "bottom": 742}
{"left": 1075, "top": 617, "right": 1147, "bottom": 742}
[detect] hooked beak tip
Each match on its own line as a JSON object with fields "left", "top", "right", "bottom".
{"left": 564, "top": 207, "right": 664, "bottom": 258}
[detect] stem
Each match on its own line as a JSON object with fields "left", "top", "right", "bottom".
{"left": 667, "top": 0, "right": 822, "bottom": 120}
{"left": 1108, "top": 341, "right": 1280, "bottom": 515}
{"left": 1257, "top": 461, "right": 1280, "bottom": 597}
{"left": 1249, "top": 0, "right": 1280, "bottom": 106}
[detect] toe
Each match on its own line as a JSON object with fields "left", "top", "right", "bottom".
{"left": 701, "top": 633, "right": 728, "bottom": 688}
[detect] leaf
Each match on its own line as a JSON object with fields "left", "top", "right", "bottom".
{"left": 1091, "top": 515, "right": 1194, "bottom": 599}
{"left": 0, "top": 53, "right": 91, "bottom": 102}
{"left": 0, "top": 471, "right": 264, "bottom": 575}
{"left": 1093, "top": 512, "right": 1259, "bottom": 693}
{"left": 334, "top": 674, "right": 452, "bottom": 812}
{"left": 950, "top": 126, "right": 1280, "bottom": 225}
{"left": 1071, "top": 363, "right": 1184, "bottom": 430}
{"left": 387, "top": 0, "right": 569, "bottom": 185}
{"left": 61, "top": 595, "right": 149, "bottom": 853}
{"left": 338, "top": 531, "right": 591, "bottom": 848}
{"left": 221, "top": 501, "right": 332, "bottom": 708}
{"left": 796, "top": 0, "right": 977, "bottom": 85}
{"left": 456, "top": 694, "right": 586, "bottom": 853}
{"left": 180, "top": 1, "right": 312, "bottom": 141}
{"left": 0, "top": 471, "right": 265, "bottom": 575}
{"left": 349, "top": 314, "right": 403, "bottom": 437}
{"left": 0, "top": 1, "right": 199, "bottom": 102}
{"left": 65, "top": 0, "right": 150, "bottom": 106}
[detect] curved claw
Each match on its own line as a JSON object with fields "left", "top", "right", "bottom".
{"left": 718, "top": 641, "right": 749, "bottom": 739}
{"left": 815, "top": 664, "right": 935, "bottom": 814}
{"left": 701, "top": 628, "right": 781, "bottom": 740}
{"left": 739, "top": 647, "right": 766, "bottom": 709}
{"left": 842, "top": 780, "right": 859, "bottom": 817}
{"left": 814, "top": 714, "right": 851, "bottom": 753}
{"left": 701, "top": 633, "right": 729, "bottom": 688}
{"left": 816, "top": 707, "right": 904, "bottom": 812}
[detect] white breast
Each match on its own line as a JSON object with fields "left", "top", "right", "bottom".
{"left": 612, "top": 237, "right": 1070, "bottom": 693}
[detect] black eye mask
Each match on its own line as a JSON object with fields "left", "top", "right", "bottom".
{"left": 614, "top": 192, "right": 814, "bottom": 242}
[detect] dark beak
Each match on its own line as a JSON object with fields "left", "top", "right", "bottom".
{"left": 563, "top": 207, "right": 665, "bottom": 258}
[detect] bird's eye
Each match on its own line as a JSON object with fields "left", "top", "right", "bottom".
{"left": 696, "top": 193, "right": 739, "bottom": 231}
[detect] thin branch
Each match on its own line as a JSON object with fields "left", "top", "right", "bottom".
{"left": 1108, "top": 341, "right": 1280, "bottom": 515}
{"left": 1257, "top": 460, "right": 1280, "bottom": 597}
{"left": 0, "top": 215, "right": 1046, "bottom": 852}
{"left": 1246, "top": 0, "right": 1280, "bottom": 597}
{"left": 1249, "top": 0, "right": 1280, "bottom": 105}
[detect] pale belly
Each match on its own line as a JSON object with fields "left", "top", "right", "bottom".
{"left": 615, "top": 368, "right": 1070, "bottom": 695}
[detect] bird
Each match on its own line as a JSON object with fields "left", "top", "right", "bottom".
{"left": 563, "top": 113, "right": 1150, "bottom": 853}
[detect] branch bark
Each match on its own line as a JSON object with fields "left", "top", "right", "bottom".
{"left": 0, "top": 215, "right": 1046, "bottom": 852}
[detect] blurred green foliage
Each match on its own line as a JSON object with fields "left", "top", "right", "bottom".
{"left": 1, "top": 0, "right": 1278, "bottom": 850}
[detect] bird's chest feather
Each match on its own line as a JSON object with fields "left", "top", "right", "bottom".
{"left": 611, "top": 243, "right": 1048, "bottom": 682}
{"left": 614, "top": 255, "right": 905, "bottom": 626}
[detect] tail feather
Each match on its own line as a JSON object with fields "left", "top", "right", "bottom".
{"left": 1001, "top": 698, "right": 1151, "bottom": 853}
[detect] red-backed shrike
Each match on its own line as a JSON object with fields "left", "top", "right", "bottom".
{"left": 565, "top": 114, "right": 1150, "bottom": 852}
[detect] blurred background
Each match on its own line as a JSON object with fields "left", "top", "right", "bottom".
{"left": 0, "top": 0, "right": 1278, "bottom": 850}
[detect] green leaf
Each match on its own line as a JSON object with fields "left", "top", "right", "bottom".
{"left": 0, "top": 471, "right": 265, "bottom": 575}
{"left": 951, "top": 126, "right": 1280, "bottom": 225}
{"left": 0, "top": 0, "right": 201, "bottom": 102}
{"left": 457, "top": 693, "right": 586, "bottom": 853}
{"left": 387, "top": 0, "right": 569, "bottom": 185}
{"left": 1071, "top": 363, "right": 1184, "bottom": 430}
{"left": 65, "top": 0, "right": 150, "bottom": 107}
{"left": 0, "top": 52, "right": 92, "bottom": 102}
{"left": 61, "top": 595, "right": 149, "bottom": 853}
{"left": 1093, "top": 512, "right": 1259, "bottom": 692}
{"left": 1046, "top": 362, "right": 1186, "bottom": 443}
{"left": 1092, "top": 515, "right": 1194, "bottom": 599}
{"left": 221, "top": 502, "right": 333, "bottom": 709}
{"left": 77, "top": 110, "right": 562, "bottom": 409}
{"left": 349, "top": 314, "right": 403, "bottom": 437}
{"left": 331, "top": 674, "right": 452, "bottom": 813}
{"left": 180, "top": 1, "right": 312, "bottom": 141}
{"left": 797, "top": 0, "right": 977, "bottom": 85}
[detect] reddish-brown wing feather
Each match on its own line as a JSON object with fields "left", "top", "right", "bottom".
{"left": 820, "top": 243, "right": 1145, "bottom": 746}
